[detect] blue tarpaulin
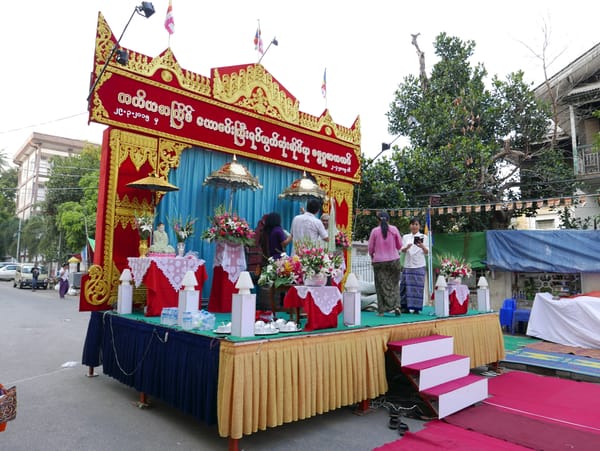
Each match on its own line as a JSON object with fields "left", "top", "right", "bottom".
{"left": 486, "top": 230, "right": 600, "bottom": 273}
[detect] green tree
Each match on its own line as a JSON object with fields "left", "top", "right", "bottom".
{"left": 43, "top": 144, "right": 100, "bottom": 259}
{"left": 385, "top": 33, "right": 576, "bottom": 232}
{"left": 0, "top": 166, "right": 17, "bottom": 259}
{"left": 353, "top": 155, "right": 408, "bottom": 240}
{"left": 20, "top": 215, "right": 47, "bottom": 262}
{"left": 0, "top": 149, "right": 9, "bottom": 172}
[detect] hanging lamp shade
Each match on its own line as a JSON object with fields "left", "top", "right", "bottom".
{"left": 278, "top": 172, "right": 326, "bottom": 201}
{"left": 203, "top": 155, "right": 262, "bottom": 191}
{"left": 126, "top": 172, "right": 179, "bottom": 192}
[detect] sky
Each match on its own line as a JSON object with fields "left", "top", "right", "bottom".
{"left": 1, "top": 1, "right": 598, "bottom": 162}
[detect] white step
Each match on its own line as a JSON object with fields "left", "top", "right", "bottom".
{"left": 403, "top": 354, "right": 471, "bottom": 391}
{"left": 388, "top": 334, "right": 454, "bottom": 366}
{"left": 421, "top": 374, "right": 488, "bottom": 418}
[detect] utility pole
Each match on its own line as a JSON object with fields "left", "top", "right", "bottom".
{"left": 16, "top": 217, "right": 22, "bottom": 262}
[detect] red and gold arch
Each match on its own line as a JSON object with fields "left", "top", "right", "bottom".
{"left": 81, "top": 13, "right": 361, "bottom": 311}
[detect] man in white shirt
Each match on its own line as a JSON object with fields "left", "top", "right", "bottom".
{"left": 291, "top": 199, "right": 328, "bottom": 247}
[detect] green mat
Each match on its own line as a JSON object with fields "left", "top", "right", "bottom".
{"left": 121, "top": 306, "right": 487, "bottom": 343}
{"left": 502, "top": 334, "right": 541, "bottom": 352}
{"left": 501, "top": 334, "right": 600, "bottom": 379}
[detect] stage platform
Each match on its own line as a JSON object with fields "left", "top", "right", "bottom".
{"left": 82, "top": 307, "right": 504, "bottom": 441}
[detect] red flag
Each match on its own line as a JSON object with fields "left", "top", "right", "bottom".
{"left": 321, "top": 68, "right": 327, "bottom": 98}
{"left": 254, "top": 25, "right": 264, "bottom": 54}
{"left": 164, "top": 0, "right": 175, "bottom": 35}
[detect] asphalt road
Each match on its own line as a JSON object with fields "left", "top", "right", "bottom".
{"left": 0, "top": 281, "right": 425, "bottom": 450}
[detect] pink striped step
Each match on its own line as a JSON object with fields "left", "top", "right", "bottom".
{"left": 403, "top": 354, "right": 470, "bottom": 390}
{"left": 388, "top": 335, "right": 454, "bottom": 367}
{"left": 403, "top": 354, "right": 468, "bottom": 372}
{"left": 421, "top": 374, "right": 488, "bottom": 418}
{"left": 387, "top": 334, "right": 452, "bottom": 351}
{"left": 421, "top": 374, "right": 484, "bottom": 397}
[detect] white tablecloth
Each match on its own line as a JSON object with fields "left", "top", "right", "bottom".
{"left": 527, "top": 292, "right": 600, "bottom": 348}
{"left": 213, "top": 241, "right": 246, "bottom": 283}
{"left": 448, "top": 283, "right": 469, "bottom": 305}
{"left": 293, "top": 286, "right": 342, "bottom": 315}
{"left": 128, "top": 256, "right": 205, "bottom": 291}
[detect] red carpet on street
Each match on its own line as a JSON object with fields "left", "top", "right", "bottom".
{"left": 372, "top": 420, "right": 530, "bottom": 450}
{"left": 483, "top": 370, "right": 600, "bottom": 434}
{"left": 375, "top": 370, "right": 600, "bottom": 450}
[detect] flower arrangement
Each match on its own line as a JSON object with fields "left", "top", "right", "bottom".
{"left": 200, "top": 205, "right": 255, "bottom": 246}
{"left": 335, "top": 231, "right": 351, "bottom": 250}
{"left": 171, "top": 216, "right": 197, "bottom": 243}
{"left": 438, "top": 255, "right": 472, "bottom": 279}
{"left": 134, "top": 212, "right": 154, "bottom": 240}
{"left": 258, "top": 239, "right": 343, "bottom": 287}
{"left": 258, "top": 253, "right": 303, "bottom": 287}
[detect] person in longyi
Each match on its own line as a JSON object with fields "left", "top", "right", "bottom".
{"left": 58, "top": 263, "right": 69, "bottom": 299}
{"left": 368, "top": 211, "right": 403, "bottom": 316}
{"left": 400, "top": 217, "right": 429, "bottom": 314}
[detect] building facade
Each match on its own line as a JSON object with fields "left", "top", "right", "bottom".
{"left": 533, "top": 42, "right": 600, "bottom": 228}
{"left": 12, "top": 132, "right": 92, "bottom": 220}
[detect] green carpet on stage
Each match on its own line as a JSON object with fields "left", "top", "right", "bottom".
{"left": 122, "top": 305, "right": 484, "bottom": 342}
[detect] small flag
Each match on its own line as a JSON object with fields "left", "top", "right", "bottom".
{"left": 254, "top": 24, "right": 264, "bottom": 54}
{"left": 321, "top": 68, "right": 327, "bottom": 98}
{"left": 164, "top": 0, "right": 175, "bottom": 35}
{"left": 425, "top": 208, "right": 433, "bottom": 245}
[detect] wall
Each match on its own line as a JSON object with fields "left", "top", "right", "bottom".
{"left": 581, "top": 273, "right": 600, "bottom": 293}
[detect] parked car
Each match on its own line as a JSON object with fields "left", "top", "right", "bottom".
{"left": 0, "top": 264, "right": 18, "bottom": 281}
{"left": 13, "top": 264, "right": 49, "bottom": 289}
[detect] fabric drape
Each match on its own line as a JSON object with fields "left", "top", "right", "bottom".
{"left": 82, "top": 312, "right": 220, "bottom": 425}
{"left": 156, "top": 148, "right": 302, "bottom": 298}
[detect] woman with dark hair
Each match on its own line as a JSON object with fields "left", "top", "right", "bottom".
{"left": 264, "top": 212, "right": 293, "bottom": 259}
{"left": 400, "top": 217, "right": 429, "bottom": 314}
{"left": 368, "top": 211, "right": 403, "bottom": 316}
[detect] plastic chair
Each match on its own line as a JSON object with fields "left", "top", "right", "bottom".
{"left": 499, "top": 298, "right": 516, "bottom": 332}
{"left": 512, "top": 308, "right": 532, "bottom": 334}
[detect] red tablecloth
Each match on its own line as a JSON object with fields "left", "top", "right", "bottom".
{"left": 207, "top": 242, "right": 247, "bottom": 313}
{"left": 449, "top": 284, "right": 469, "bottom": 315}
{"left": 207, "top": 266, "right": 239, "bottom": 313}
{"left": 283, "top": 286, "right": 342, "bottom": 331}
{"left": 128, "top": 257, "right": 207, "bottom": 317}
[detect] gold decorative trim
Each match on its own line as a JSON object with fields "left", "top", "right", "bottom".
{"left": 82, "top": 265, "right": 111, "bottom": 306}
{"left": 126, "top": 48, "right": 211, "bottom": 96}
{"left": 119, "top": 131, "right": 158, "bottom": 171}
{"left": 330, "top": 179, "right": 354, "bottom": 231}
{"left": 95, "top": 14, "right": 211, "bottom": 97}
{"left": 115, "top": 195, "right": 154, "bottom": 229}
{"left": 157, "top": 138, "right": 188, "bottom": 177}
{"left": 213, "top": 65, "right": 299, "bottom": 124}
{"left": 83, "top": 129, "right": 191, "bottom": 307}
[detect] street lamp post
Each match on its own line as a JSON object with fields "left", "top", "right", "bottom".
{"left": 15, "top": 217, "right": 22, "bottom": 263}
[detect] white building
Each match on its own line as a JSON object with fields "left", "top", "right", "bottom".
{"left": 12, "top": 132, "right": 93, "bottom": 220}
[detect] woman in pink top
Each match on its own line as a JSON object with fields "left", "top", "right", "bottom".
{"left": 368, "top": 211, "right": 403, "bottom": 316}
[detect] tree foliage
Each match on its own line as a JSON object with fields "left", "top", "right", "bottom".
{"left": 353, "top": 155, "right": 408, "bottom": 240}
{"left": 41, "top": 144, "right": 100, "bottom": 260}
{"left": 0, "top": 165, "right": 18, "bottom": 259}
{"left": 371, "top": 32, "right": 577, "bottom": 233}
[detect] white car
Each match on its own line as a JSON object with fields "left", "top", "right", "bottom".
{"left": 0, "top": 264, "right": 18, "bottom": 281}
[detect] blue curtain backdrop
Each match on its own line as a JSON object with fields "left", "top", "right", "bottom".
{"left": 155, "top": 147, "right": 302, "bottom": 297}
